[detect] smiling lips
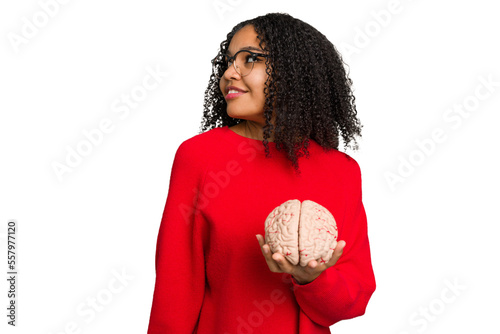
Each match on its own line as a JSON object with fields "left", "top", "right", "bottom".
{"left": 225, "top": 86, "right": 247, "bottom": 100}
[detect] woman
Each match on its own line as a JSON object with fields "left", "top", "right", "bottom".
{"left": 147, "top": 12, "right": 376, "bottom": 334}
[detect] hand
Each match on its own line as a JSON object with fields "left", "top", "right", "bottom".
{"left": 256, "top": 234, "right": 346, "bottom": 285}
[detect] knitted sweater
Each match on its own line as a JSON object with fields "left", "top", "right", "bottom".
{"left": 147, "top": 125, "right": 376, "bottom": 333}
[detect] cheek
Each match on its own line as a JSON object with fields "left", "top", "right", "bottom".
{"left": 219, "top": 78, "right": 225, "bottom": 94}
{"left": 248, "top": 74, "right": 268, "bottom": 96}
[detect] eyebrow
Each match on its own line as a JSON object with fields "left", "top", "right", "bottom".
{"left": 226, "top": 46, "right": 265, "bottom": 56}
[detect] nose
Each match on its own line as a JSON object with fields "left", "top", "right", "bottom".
{"left": 223, "top": 63, "right": 242, "bottom": 81}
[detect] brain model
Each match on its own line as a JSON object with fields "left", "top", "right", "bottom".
{"left": 264, "top": 199, "right": 338, "bottom": 267}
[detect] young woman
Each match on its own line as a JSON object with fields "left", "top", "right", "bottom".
{"left": 148, "top": 12, "right": 376, "bottom": 334}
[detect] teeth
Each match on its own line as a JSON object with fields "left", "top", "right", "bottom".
{"left": 228, "top": 90, "right": 242, "bottom": 94}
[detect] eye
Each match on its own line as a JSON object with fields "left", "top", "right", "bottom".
{"left": 245, "top": 54, "right": 260, "bottom": 63}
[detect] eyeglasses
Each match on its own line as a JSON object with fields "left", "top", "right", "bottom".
{"left": 223, "top": 50, "right": 269, "bottom": 77}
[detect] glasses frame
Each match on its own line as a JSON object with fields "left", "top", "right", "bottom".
{"left": 224, "top": 50, "right": 269, "bottom": 77}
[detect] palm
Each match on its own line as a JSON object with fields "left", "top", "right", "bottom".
{"left": 256, "top": 234, "right": 346, "bottom": 285}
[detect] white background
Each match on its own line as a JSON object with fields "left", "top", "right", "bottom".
{"left": 1, "top": 0, "right": 499, "bottom": 333}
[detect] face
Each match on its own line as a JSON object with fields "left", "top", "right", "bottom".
{"left": 219, "top": 25, "right": 269, "bottom": 125}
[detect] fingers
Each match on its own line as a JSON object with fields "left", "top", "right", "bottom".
{"left": 257, "top": 234, "right": 316, "bottom": 277}
{"left": 335, "top": 240, "right": 346, "bottom": 257}
{"left": 325, "top": 240, "right": 346, "bottom": 269}
{"left": 256, "top": 235, "right": 346, "bottom": 279}
{"left": 256, "top": 234, "right": 282, "bottom": 272}
{"left": 272, "top": 252, "right": 293, "bottom": 273}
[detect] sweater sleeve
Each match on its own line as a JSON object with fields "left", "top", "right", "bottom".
{"left": 289, "top": 158, "right": 376, "bottom": 327}
{"left": 147, "top": 141, "right": 208, "bottom": 334}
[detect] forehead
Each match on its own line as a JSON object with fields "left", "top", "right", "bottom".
{"left": 227, "top": 25, "right": 264, "bottom": 56}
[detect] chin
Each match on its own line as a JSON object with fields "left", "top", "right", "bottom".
{"left": 226, "top": 109, "right": 249, "bottom": 120}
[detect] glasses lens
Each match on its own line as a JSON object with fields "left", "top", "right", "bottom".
{"left": 234, "top": 51, "right": 256, "bottom": 76}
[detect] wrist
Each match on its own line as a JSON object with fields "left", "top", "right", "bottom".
{"left": 292, "top": 276, "right": 309, "bottom": 285}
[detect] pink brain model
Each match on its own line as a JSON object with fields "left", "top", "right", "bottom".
{"left": 264, "top": 199, "right": 338, "bottom": 267}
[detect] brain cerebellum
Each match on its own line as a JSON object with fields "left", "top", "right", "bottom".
{"left": 264, "top": 199, "right": 338, "bottom": 267}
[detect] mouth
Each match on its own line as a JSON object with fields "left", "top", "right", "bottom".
{"left": 225, "top": 86, "right": 247, "bottom": 100}
{"left": 226, "top": 90, "right": 246, "bottom": 99}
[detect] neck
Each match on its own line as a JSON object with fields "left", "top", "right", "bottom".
{"left": 240, "top": 121, "right": 275, "bottom": 142}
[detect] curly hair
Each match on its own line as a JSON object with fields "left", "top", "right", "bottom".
{"left": 199, "top": 12, "right": 363, "bottom": 176}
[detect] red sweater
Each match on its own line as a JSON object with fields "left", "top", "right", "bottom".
{"left": 147, "top": 125, "right": 376, "bottom": 333}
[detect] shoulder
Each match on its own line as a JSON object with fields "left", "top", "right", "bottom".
{"left": 341, "top": 151, "right": 361, "bottom": 178}
{"left": 313, "top": 143, "right": 363, "bottom": 192}
{"left": 333, "top": 149, "right": 361, "bottom": 180}
{"left": 172, "top": 126, "right": 225, "bottom": 168}
{"left": 334, "top": 150, "right": 363, "bottom": 194}
{"left": 310, "top": 139, "right": 361, "bottom": 174}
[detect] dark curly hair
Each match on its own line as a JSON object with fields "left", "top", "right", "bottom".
{"left": 199, "top": 12, "right": 363, "bottom": 175}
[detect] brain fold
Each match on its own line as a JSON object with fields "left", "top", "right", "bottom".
{"left": 264, "top": 199, "right": 338, "bottom": 267}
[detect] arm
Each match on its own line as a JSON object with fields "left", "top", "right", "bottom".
{"left": 289, "top": 158, "right": 376, "bottom": 327}
{"left": 147, "top": 141, "right": 208, "bottom": 334}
